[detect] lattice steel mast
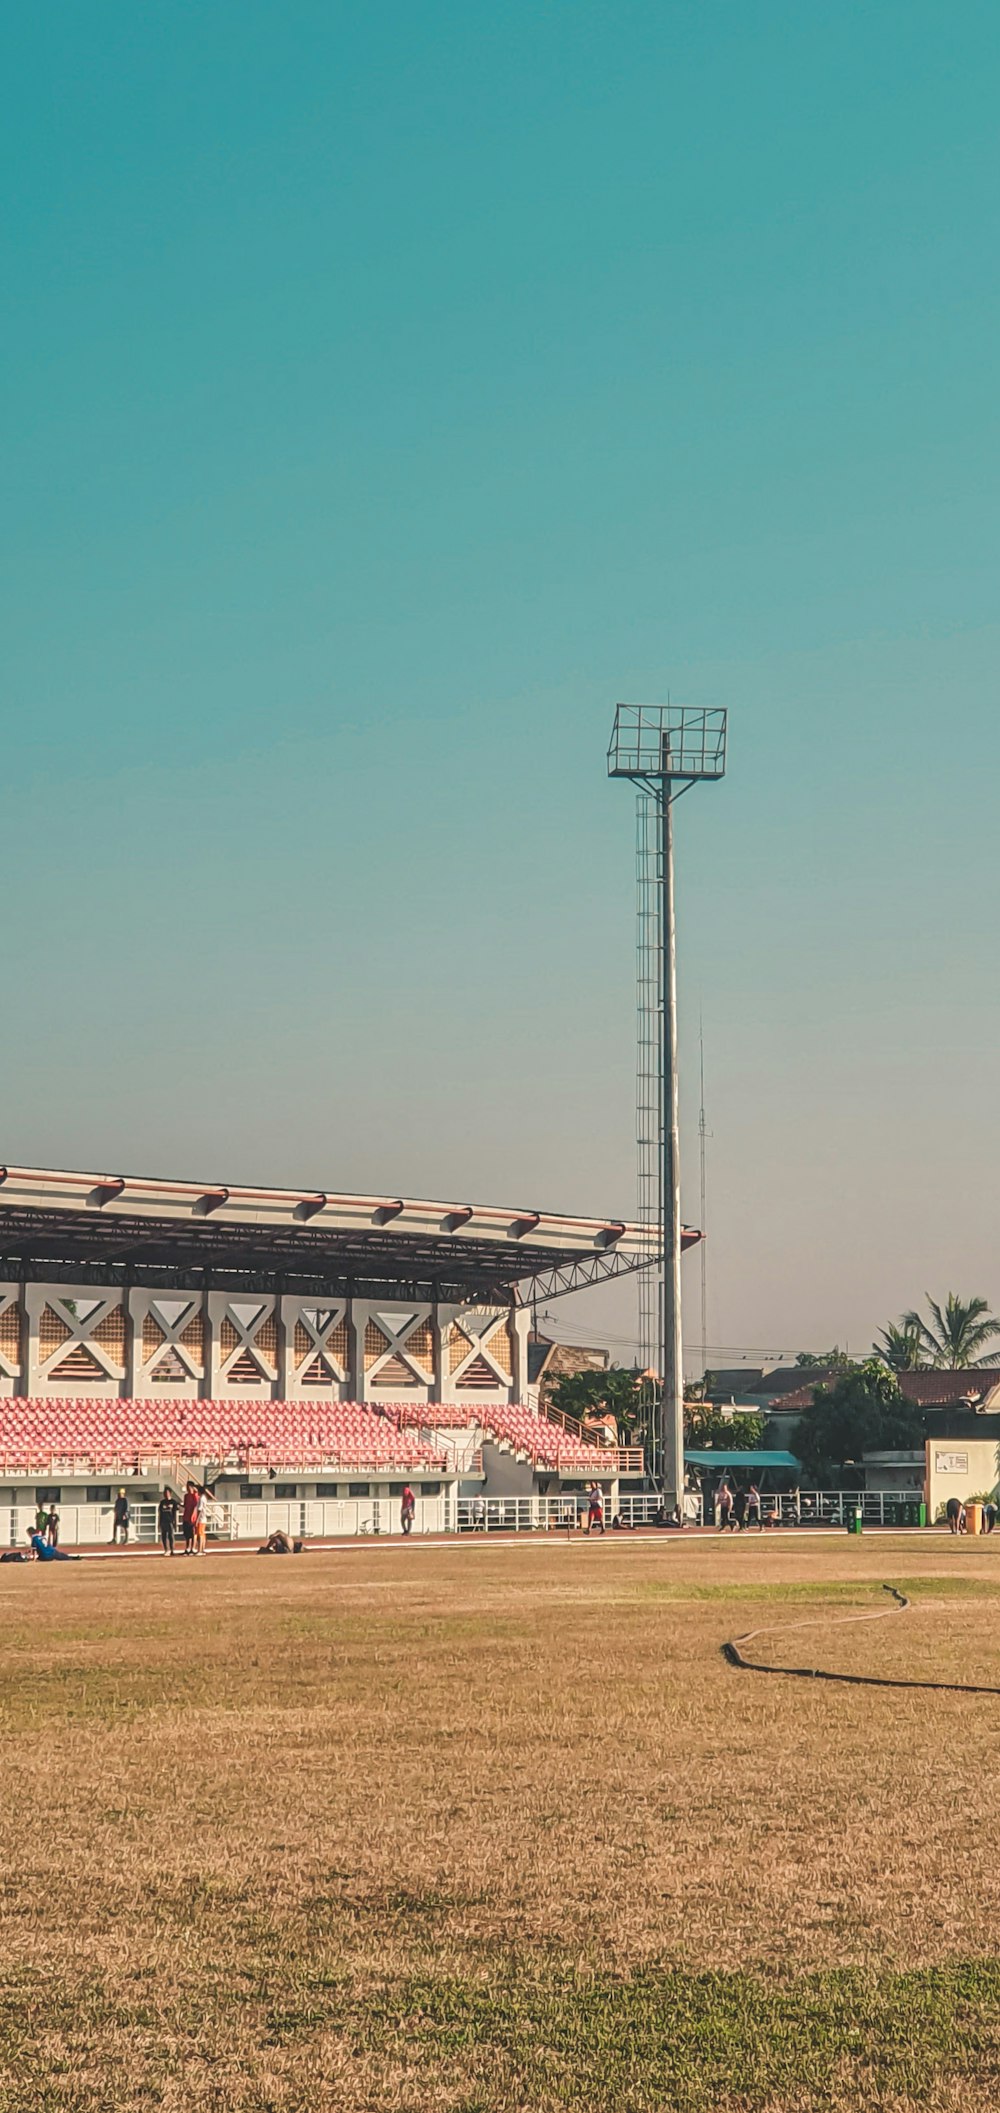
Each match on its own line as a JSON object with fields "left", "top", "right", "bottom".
{"left": 636, "top": 793, "right": 662, "bottom": 1399}
{"left": 608, "top": 705, "right": 727, "bottom": 1509}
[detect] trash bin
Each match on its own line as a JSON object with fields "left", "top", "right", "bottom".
{"left": 918, "top": 1501, "right": 927, "bottom": 1527}
{"left": 966, "top": 1502, "right": 982, "bottom": 1536}
{"left": 889, "top": 1499, "right": 921, "bottom": 1527}
{"left": 846, "top": 1503, "right": 863, "bottom": 1536}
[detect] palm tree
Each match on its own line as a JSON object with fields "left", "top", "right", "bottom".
{"left": 902, "top": 1294, "right": 1000, "bottom": 1370}
{"left": 873, "top": 1320, "right": 925, "bottom": 1371}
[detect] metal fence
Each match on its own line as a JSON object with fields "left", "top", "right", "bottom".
{"left": 618, "top": 1493, "right": 704, "bottom": 1526}
{"left": 5, "top": 1490, "right": 453, "bottom": 1548}
{"left": 702, "top": 1489, "right": 925, "bottom": 1528}
{"left": 456, "top": 1496, "right": 580, "bottom": 1533}
{"left": 5, "top": 1486, "right": 928, "bottom": 1549}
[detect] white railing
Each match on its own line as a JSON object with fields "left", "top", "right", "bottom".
{"left": 5, "top": 1487, "right": 928, "bottom": 1551}
{"left": 456, "top": 1495, "right": 605, "bottom": 1533}
{"left": 5, "top": 1491, "right": 453, "bottom": 1549}
{"left": 701, "top": 1489, "right": 925, "bottom": 1527}
{"left": 618, "top": 1493, "right": 704, "bottom": 1526}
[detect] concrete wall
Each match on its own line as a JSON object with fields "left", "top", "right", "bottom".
{"left": 926, "top": 1437, "right": 1000, "bottom": 1517}
{"left": 0, "top": 1285, "right": 530, "bottom": 1404}
{"left": 861, "top": 1450, "right": 924, "bottom": 1493}
{"left": 478, "top": 1440, "right": 537, "bottom": 1497}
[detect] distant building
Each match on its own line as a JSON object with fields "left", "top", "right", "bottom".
{"left": 900, "top": 1370, "right": 1000, "bottom": 1416}
{"left": 704, "top": 1368, "right": 765, "bottom": 1402}
{"left": 528, "top": 1333, "right": 611, "bottom": 1395}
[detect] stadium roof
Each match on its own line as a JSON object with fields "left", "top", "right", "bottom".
{"left": 0, "top": 1163, "right": 695, "bottom": 1305}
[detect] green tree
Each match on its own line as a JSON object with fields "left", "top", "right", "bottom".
{"left": 684, "top": 1402, "right": 765, "bottom": 1450}
{"left": 796, "top": 1359, "right": 925, "bottom": 1485}
{"left": 872, "top": 1320, "right": 925, "bottom": 1371}
{"left": 545, "top": 1367, "right": 645, "bottom": 1435}
{"left": 795, "top": 1347, "right": 853, "bottom": 1371}
{"left": 902, "top": 1294, "right": 1000, "bottom": 1369}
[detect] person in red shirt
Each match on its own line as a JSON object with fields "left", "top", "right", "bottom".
{"left": 400, "top": 1486, "right": 416, "bottom": 1536}
{"left": 181, "top": 1481, "right": 199, "bottom": 1555}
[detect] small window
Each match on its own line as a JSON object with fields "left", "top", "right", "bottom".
{"left": 239, "top": 1483, "right": 263, "bottom": 1500}
{"left": 421, "top": 1481, "right": 441, "bottom": 1497}
{"left": 317, "top": 1483, "right": 342, "bottom": 1498}
{"left": 273, "top": 1483, "right": 297, "bottom": 1500}
{"left": 86, "top": 1486, "right": 112, "bottom": 1504}
{"left": 35, "top": 1488, "right": 61, "bottom": 1504}
{"left": 388, "top": 1482, "right": 407, "bottom": 1496}
{"left": 348, "top": 1482, "right": 371, "bottom": 1498}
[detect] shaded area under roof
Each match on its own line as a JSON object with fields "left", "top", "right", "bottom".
{"left": 0, "top": 1163, "right": 687, "bottom": 1305}
{"left": 684, "top": 1449, "right": 802, "bottom": 1470}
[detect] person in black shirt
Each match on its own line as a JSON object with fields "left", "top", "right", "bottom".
{"left": 158, "top": 1487, "right": 179, "bottom": 1557}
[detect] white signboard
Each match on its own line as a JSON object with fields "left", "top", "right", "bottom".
{"left": 934, "top": 1451, "right": 969, "bottom": 1475}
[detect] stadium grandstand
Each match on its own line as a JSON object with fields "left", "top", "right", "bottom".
{"left": 0, "top": 1163, "right": 696, "bottom": 1545}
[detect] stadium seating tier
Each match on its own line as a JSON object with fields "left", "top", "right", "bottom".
{"left": 0, "top": 1397, "right": 616, "bottom": 1474}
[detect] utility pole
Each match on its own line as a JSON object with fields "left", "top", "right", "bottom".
{"left": 608, "top": 704, "right": 727, "bottom": 1511}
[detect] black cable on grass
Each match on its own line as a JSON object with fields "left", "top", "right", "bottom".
{"left": 722, "top": 1583, "right": 1000, "bottom": 1695}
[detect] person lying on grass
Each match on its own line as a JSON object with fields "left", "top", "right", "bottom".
{"left": 29, "top": 1533, "right": 80, "bottom": 1562}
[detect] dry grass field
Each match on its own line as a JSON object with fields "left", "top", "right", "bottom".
{"left": 6, "top": 1532, "right": 1000, "bottom": 2109}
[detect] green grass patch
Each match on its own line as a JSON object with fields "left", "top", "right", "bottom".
{"left": 639, "top": 1574, "right": 1000, "bottom": 1605}
{"left": 638, "top": 1579, "right": 895, "bottom": 1604}
{"left": 340, "top": 1955, "right": 1000, "bottom": 2109}
{"left": 7, "top": 1946, "right": 999, "bottom": 2109}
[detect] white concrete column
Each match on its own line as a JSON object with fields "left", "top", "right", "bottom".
{"left": 203, "top": 1293, "right": 219, "bottom": 1397}
{"left": 510, "top": 1304, "right": 531, "bottom": 1402}
{"left": 347, "top": 1296, "right": 364, "bottom": 1401}
{"left": 125, "top": 1287, "right": 142, "bottom": 1396}
{"left": 277, "top": 1295, "right": 293, "bottom": 1398}
{"left": 23, "top": 1285, "right": 46, "bottom": 1394}
{"left": 432, "top": 1303, "right": 450, "bottom": 1404}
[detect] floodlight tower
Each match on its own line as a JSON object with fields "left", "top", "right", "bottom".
{"left": 607, "top": 704, "right": 727, "bottom": 1508}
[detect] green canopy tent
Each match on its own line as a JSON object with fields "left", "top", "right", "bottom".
{"left": 683, "top": 1450, "right": 800, "bottom": 1472}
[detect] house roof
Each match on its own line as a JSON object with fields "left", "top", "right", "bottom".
{"left": 771, "top": 1369, "right": 1000, "bottom": 1416}
{"left": 765, "top": 1381, "right": 831, "bottom": 1413}
{"left": 765, "top": 1368, "right": 839, "bottom": 1408}
{"left": 899, "top": 1370, "right": 1000, "bottom": 1407}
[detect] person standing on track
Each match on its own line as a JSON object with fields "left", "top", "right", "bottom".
{"left": 112, "top": 1489, "right": 130, "bottom": 1545}
{"left": 181, "top": 1481, "right": 198, "bottom": 1555}
{"left": 746, "top": 1483, "right": 763, "bottom": 1530}
{"left": 158, "top": 1487, "right": 178, "bottom": 1557}
{"left": 588, "top": 1484, "right": 605, "bottom": 1535}
{"left": 400, "top": 1485, "right": 416, "bottom": 1536}
{"left": 717, "top": 1482, "right": 733, "bottom": 1530}
{"left": 45, "top": 1503, "right": 60, "bottom": 1548}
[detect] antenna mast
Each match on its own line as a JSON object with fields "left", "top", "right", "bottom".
{"left": 698, "top": 1016, "right": 708, "bottom": 1377}
{"left": 608, "top": 703, "right": 727, "bottom": 1509}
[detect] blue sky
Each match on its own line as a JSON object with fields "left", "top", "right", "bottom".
{"left": 3, "top": 1, "right": 999, "bottom": 1365}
